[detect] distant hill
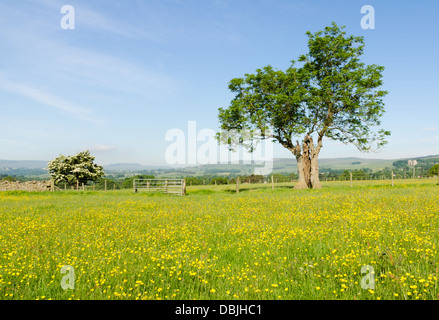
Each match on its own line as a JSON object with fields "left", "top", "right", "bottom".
{"left": 0, "top": 160, "right": 48, "bottom": 178}
{"left": 103, "top": 163, "right": 170, "bottom": 171}
{"left": 0, "top": 160, "right": 47, "bottom": 170}
{"left": 273, "top": 157, "right": 397, "bottom": 171}
{"left": 174, "top": 157, "right": 398, "bottom": 176}
{"left": 0, "top": 160, "right": 169, "bottom": 173}
{"left": 1, "top": 155, "right": 438, "bottom": 178}
{"left": 155, "top": 155, "right": 439, "bottom": 178}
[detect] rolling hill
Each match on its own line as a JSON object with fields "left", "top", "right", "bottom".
{"left": 1, "top": 154, "right": 438, "bottom": 178}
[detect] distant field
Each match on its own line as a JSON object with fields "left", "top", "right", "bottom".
{"left": 270, "top": 157, "right": 397, "bottom": 173}
{"left": 0, "top": 179, "right": 438, "bottom": 300}
{"left": 157, "top": 158, "right": 398, "bottom": 177}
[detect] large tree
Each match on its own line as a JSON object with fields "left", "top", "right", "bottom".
{"left": 47, "top": 150, "right": 105, "bottom": 186}
{"left": 218, "top": 22, "right": 390, "bottom": 189}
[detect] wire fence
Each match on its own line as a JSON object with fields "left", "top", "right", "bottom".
{"left": 50, "top": 173, "right": 439, "bottom": 193}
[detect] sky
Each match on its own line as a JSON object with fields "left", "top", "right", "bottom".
{"left": 0, "top": 0, "right": 438, "bottom": 166}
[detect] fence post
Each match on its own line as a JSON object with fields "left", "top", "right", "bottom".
{"left": 76, "top": 180, "right": 79, "bottom": 191}
{"left": 82, "top": 183, "right": 85, "bottom": 191}
{"left": 105, "top": 180, "right": 107, "bottom": 192}
{"left": 134, "top": 179, "right": 137, "bottom": 193}
{"left": 271, "top": 175, "right": 274, "bottom": 190}
{"left": 392, "top": 171, "right": 394, "bottom": 187}
{"left": 350, "top": 172, "right": 353, "bottom": 188}
{"left": 236, "top": 177, "right": 239, "bottom": 194}
{"left": 165, "top": 179, "right": 168, "bottom": 194}
{"left": 182, "top": 179, "right": 186, "bottom": 196}
{"left": 51, "top": 179, "right": 55, "bottom": 192}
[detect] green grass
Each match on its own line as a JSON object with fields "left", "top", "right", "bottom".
{"left": 0, "top": 179, "right": 438, "bottom": 300}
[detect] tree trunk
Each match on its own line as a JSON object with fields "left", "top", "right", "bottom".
{"left": 310, "top": 154, "right": 322, "bottom": 189}
{"left": 292, "top": 135, "right": 323, "bottom": 190}
{"left": 294, "top": 154, "right": 310, "bottom": 189}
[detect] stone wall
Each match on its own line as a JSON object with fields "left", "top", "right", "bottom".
{"left": 0, "top": 180, "right": 52, "bottom": 192}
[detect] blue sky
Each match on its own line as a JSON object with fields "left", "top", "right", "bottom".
{"left": 0, "top": 0, "right": 438, "bottom": 166}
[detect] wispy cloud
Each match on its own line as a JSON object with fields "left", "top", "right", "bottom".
{"left": 0, "top": 137, "right": 39, "bottom": 150}
{"left": 88, "top": 144, "right": 117, "bottom": 152}
{"left": 31, "top": 0, "right": 165, "bottom": 41}
{"left": 0, "top": 75, "right": 100, "bottom": 124}
{"left": 423, "top": 127, "right": 437, "bottom": 131}
{"left": 0, "top": 1, "right": 179, "bottom": 100}
{"left": 50, "top": 46, "right": 178, "bottom": 98}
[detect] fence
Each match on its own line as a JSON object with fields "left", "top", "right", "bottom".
{"left": 51, "top": 180, "right": 121, "bottom": 192}
{"left": 133, "top": 179, "right": 186, "bottom": 196}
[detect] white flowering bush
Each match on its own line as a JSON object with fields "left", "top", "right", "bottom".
{"left": 47, "top": 150, "right": 105, "bottom": 186}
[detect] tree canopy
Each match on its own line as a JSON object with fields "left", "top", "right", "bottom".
{"left": 218, "top": 22, "right": 390, "bottom": 189}
{"left": 47, "top": 150, "right": 105, "bottom": 186}
{"left": 428, "top": 164, "right": 439, "bottom": 177}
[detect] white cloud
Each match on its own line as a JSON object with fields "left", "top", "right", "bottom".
{"left": 0, "top": 75, "right": 100, "bottom": 124}
{"left": 423, "top": 127, "right": 438, "bottom": 131}
{"left": 88, "top": 144, "right": 117, "bottom": 152}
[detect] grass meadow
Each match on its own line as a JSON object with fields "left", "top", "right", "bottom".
{"left": 0, "top": 179, "right": 438, "bottom": 300}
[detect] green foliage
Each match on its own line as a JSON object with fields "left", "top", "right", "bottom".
{"left": 428, "top": 164, "right": 439, "bottom": 177}
{"left": 393, "top": 157, "right": 439, "bottom": 178}
{"left": 352, "top": 170, "right": 369, "bottom": 180}
{"left": 210, "top": 177, "right": 229, "bottom": 185}
{"left": 185, "top": 177, "right": 206, "bottom": 186}
{"left": 0, "top": 168, "right": 47, "bottom": 177}
{"left": 392, "top": 160, "right": 407, "bottom": 169}
{"left": 339, "top": 170, "right": 351, "bottom": 181}
{"left": 47, "top": 150, "right": 105, "bottom": 186}
{"left": 268, "top": 173, "right": 292, "bottom": 183}
{"left": 218, "top": 22, "right": 390, "bottom": 153}
{"left": 1, "top": 176, "right": 16, "bottom": 182}
{"left": 94, "top": 179, "right": 120, "bottom": 190}
{"left": 121, "top": 175, "right": 155, "bottom": 189}
{"left": 338, "top": 170, "right": 369, "bottom": 181}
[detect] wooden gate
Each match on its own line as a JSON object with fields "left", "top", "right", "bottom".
{"left": 133, "top": 179, "right": 186, "bottom": 196}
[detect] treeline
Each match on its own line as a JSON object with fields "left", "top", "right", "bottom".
{"left": 0, "top": 174, "right": 45, "bottom": 182}
{"left": 331, "top": 165, "right": 439, "bottom": 181}
{"left": 393, "top": 157, "right": 439, "bottom": 176}
{"left": 51, "top": 173, "right": 297, "bottom": 189}
{"left": 62, "top": 174, "right": 156, "bottom": 190}
{"left": 0, "top": 168, "right": 47, "bottom": 177}
{"left": 3, "top": 164, "right": 439, "bottom": 189}
{"left": 185, "top": 173, "right": 299, "bottom": 186}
